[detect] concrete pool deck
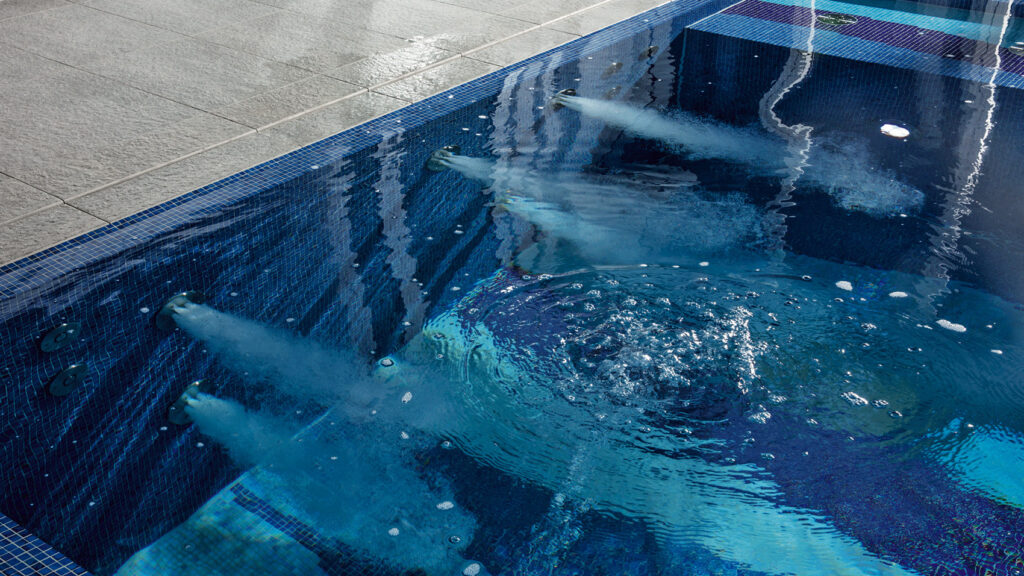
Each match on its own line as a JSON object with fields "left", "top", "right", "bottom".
{"left": 0, "top": 0, "right": 669, "bottom": 265}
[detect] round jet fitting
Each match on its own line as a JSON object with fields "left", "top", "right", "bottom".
{"left": 40, "top": 322, "right": 82, "bottom": 352}
{"left": 426, "top": 145, "right": 461, "bottom": 172}
{"left": 48, "top": 364, "right": 87, "bottom": 397}
{"left": 156, "top": 291, "right": 205, "bottom": 331}
{"left": 550, "top": 88, "right": 577, "bottom": 110}
{"left": 167, "top": 380, "right": 207, "bottom": 425}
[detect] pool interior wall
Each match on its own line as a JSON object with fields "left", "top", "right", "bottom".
{"left": 3, "top": 0, "right": 1024, "bottom": 574}
{"left": 0, "top": 2, "right": 727, "bottom": 573}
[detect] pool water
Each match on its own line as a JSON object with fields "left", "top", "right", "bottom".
{"left": 3, "top": 1, "right": 1024, "bottom": 575}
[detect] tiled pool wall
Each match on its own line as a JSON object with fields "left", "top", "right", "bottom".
{"left": 5, "top": 0, "right": 1024, "bottom": 571}
{"left": 0, "top": 513, "right": 90, "bottom": 576}
{"left": 610, "top": 24, "right": 1024, "bottom": 301}
{"left": 0, "top": 1, "right": 731, "bottom": 572}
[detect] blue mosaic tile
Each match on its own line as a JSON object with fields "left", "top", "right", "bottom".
{"left": 230, "top": 485, "right": 407, "bottom": 576}
{"left": 0, "top": 513, "right": 90, "bottom": 576}
{"left": 4, "top": 0, "right": 1024, "bottom": 574}
{"left": 0, "top": 1, "right": 730, "bottom": 572}
{"left": 692, "top": 0, "right": 1024, "bottom": 88}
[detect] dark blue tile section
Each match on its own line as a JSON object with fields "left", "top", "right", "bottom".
{"left": 693, "top": 0, "right": 1024, "bottom": 88}
{"left": 0, "top": 1, "right": 734, "bottom": 573}
{"left": 230, "top": 485, "right": 407, "bottom": 576}
{"left": 724, "top": 0, "right": 1024, "bottom": 78}
{"left": 4, "top": 0, "right": 1024, "bottom": 574}
{"left": 0, "top": 513, "right": 90, "bottom": 576}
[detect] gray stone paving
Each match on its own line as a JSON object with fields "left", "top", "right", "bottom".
{"left": 0, "top": 0, "right": 669, "bottom": 265}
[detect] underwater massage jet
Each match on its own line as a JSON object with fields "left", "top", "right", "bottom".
{"left": 146, "top": 289, "right": 919, "bottom": 576}
{"left": 549, "top": 90, "right": 925, "bottom": 217}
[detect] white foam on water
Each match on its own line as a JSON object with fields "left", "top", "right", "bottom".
{"left": 836, "top": 280, "right": 853, "bottom": 291}
{"left": 889, "top": 291, "right": 909, "bottom": 298}
{"left": 937, "top": 319, "right": 967, "bottom": 333}
{"left": 880, "top": 124, "right": 910, "bottom": 139}
{"left": 396, "top": 307, "right": 920, "bottom": 576}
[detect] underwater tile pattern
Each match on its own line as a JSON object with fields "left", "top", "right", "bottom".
{"left": 0, "top": 0, "right": 731, "bottom": 572}
{"left": 0, "top": 514, "right": 90, "bottom": 576}
{"left": 230, "top": 486, "right": 404, "bottom": 576}
{"left": 693, "top": 0, "right": 1024, "bottom": 88}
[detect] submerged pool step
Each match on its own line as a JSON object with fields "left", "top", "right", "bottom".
{"left": 0, "top": 513, "right": 90, "bottom": 576}
{"left": 690, "top": 0, "right": 1024, "bottom": 88}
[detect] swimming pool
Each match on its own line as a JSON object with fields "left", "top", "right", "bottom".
{"left": 2, "top": 0, "right": 1024, "bottom": 574}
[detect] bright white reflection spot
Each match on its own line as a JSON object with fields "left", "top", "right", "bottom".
{"left": 880, "top": 124, "right": 910, "bottom": 138}
{"left": 889, "top": 291, "right": 908, "bottom": 298}
{"left": 841, "top": 391, "right": 869, "bottom": 406}
{"left": 937, "top": 319, "right": 967, "bottom": 332}
{"left": 835, "top": 280, "right": 853, "bottom": 291}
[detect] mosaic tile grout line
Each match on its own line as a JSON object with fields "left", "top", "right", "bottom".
{"left": 0, "top": 513, "right": 91, "bottom": 576}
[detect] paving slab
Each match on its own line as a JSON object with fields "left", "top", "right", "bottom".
{"left": 215, "top": 75, "right": 364, "bottom": 130}
{"left": 68, "top": 92, "right": 406, "bottom": 222}
{"left": 196, "top": 11, "right": 409, "bottom": 74}
{"left": 373, "top": 57, "right": 501, "bottom": 101}
{"left": 81, "top": 37, "right": 315, "bottom": 111}
{"left": 468, "top": 27, "right": 579, "bottom": 66}
{"left": 0, "top": 0, "right": 673, "bottom": 265}
{"left": 547, "top": 0, "right": 670, "bottom": 35}
{"left": 265, "top": 91, "right": 407, "bottom": 146}
{"left": 78, "top": 0, "right": 281, "bottom": 36}
{"left": 500, "top": 0, "right": 612, "bottom": 24}
{"left": 0, "top": 175, "right": 62, "bottom": 225}
{"left": 0, "top": 0, "right": 69, "bottom": 22}
{"left": 0, "top": 205, "right": 107, "bottom": 263}
{"left": 0, "top": 3, "right": 185, "bottom": 66}
{"left": 327, "top": 40, "right": 457, "bottom": 88}
{"left": 0, "top": 44, "right": 224, "bottom": 198}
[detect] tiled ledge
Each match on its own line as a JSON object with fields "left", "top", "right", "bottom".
{"left": 0, "top": 0, "right": 670, "bottom": 266}
{"left": 0, "top": 513, "right": 91, "bottom": 576}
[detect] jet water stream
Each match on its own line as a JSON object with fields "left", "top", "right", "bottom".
{"left": 181, "top": 393, "right": 477, "bottom": 575}
{"left": 125, "top": 92, "right": 1024, "bottom": 575}
{"left": 436, "top": 153, "right": 765, "bottom": 264}
{"left": 169, "top": 301, "right": 383, "bottom": 421}
{"left": 550, "top": 93, "right": 925, "bottom": 217}
{"left": 152, "top": 283, "right": 928, "bottom": 576}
